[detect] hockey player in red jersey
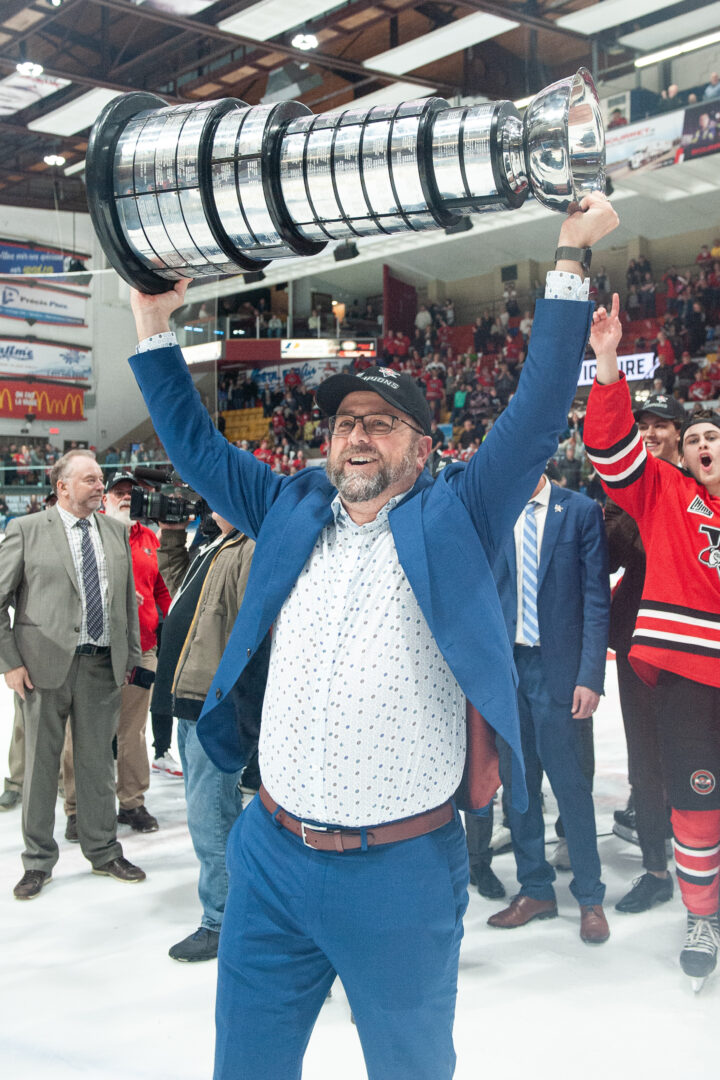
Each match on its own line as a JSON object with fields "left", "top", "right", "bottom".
{"left": 584, "top": 293, "right": 720, "bottom": 991}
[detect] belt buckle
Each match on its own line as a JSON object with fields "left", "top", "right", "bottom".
{"left": 300, "top": 820, "right": 327, "bottom": 847}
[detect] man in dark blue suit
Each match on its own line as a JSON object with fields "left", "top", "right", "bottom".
{"left": 487, "top": 473, "right": 611, "bottom": 943}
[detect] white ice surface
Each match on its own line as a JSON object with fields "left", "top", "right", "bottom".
{"left": 0, "top": 660, "right": 716, "bottom": 1079}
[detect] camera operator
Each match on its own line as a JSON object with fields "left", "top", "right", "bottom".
{"left": 62, "top": 471, "right": 171, "bottom": 838}
{"left": 154, "top": 509, "right": 270, "bottom": 962}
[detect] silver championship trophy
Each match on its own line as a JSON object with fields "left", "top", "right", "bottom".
{"left": 86, "top": 68, "right": 605, "bottom": 294}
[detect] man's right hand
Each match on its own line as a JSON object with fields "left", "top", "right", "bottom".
{"left": 4, "top": 665, "right": 34, "bottom": 701}
{"left": 130, "top": 279, "right": 190, "bottom": 342}
{"left": 557, "top": 191, "right": 619, "bottom": 251}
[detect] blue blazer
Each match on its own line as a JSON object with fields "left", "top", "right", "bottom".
{"left": 492, "top": 483, "right": 610, "bottom": 704}
{"left": 129, "top": 298, "right": 593, "bottom": 812}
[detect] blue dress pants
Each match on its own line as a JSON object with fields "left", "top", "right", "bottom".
{"left": 177, "top": 718, "right": 245, "bottom": 931}
{"left": 500, "top": 646, "right": 605, "bottom": 908}
{"left": 214, "top": 795, "right": 469, "bottom": 1080}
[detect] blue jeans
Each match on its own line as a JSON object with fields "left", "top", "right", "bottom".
{"left": 215, "top": 796, "right": 469, "bottom": 1080}
{"left": 177, "top": 718, "right": 245, "bottom": 932}
{"left": 500, "top": 646, "right": 605, "bottom": 908}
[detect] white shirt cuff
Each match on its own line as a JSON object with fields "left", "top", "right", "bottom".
{"left": 544, "top": 271, "right": 589, "bottom": 302}
{"left": 136, "top": 331, "right": 178, "bottom": 353}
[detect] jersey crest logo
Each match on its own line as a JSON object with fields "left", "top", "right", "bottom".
{"left": 687, "top": 495, "right": 713, "bottom": 519}
{"left": 698, "top": 524, "right": 720, "bottom": 575}
{"left": 691, "top": 769, "right": 716, "bottom": 795}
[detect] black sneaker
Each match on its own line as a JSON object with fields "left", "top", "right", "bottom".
{"left": 169, "top": 927, "right": 220, "bottom": 963}
{"left": 65, "top": 814, "right": 79, "bottom": 843}
{"left": 615, "top": 872, "right": 673, "bottom": 913}
{"left": 117, "top": 805, "right": 159, "bottom": 833}
{"left": 469, "top": 863, "right": 506, "bottom": 900}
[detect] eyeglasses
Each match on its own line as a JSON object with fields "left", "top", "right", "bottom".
{"left": 328, "top": 413, "right": 424, "bottom": 437}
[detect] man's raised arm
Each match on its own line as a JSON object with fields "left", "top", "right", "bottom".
{"left": 128, "top": 281, "right": 283, "bottom": 539}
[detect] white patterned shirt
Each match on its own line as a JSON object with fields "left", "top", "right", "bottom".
{"left": 513, "top": 474, "right": 551, "bottom": 645}
{"left": 259, "top": 493, "right": 466, "bottom": 826}
{"left": 57, "top": 506, "right": 111, "bottom": 647}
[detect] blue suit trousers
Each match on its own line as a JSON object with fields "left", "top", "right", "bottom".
{"left": 214, "top": 795, "right": 469, "bottom": 1079}
{"left": 500, "top": 646, "right": 605, "bottom": 908}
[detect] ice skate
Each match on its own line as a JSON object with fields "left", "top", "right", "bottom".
{"left": 679, "top": 912, "right": 719, "bottom": 993}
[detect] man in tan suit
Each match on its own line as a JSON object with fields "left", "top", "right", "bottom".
{"left": 0, "top": 449, "right": 145, "bottom": 899}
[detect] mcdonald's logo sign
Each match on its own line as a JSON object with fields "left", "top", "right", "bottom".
{"left": 0, "top": 380, "right": 85, "bottom": 420}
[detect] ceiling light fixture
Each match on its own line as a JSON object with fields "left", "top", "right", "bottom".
{"left": 17, "top": 60, "right": 44, "bottom": 78}
{"left": 43, "top": 154, "right": 66, "bottom": 166}
{"left": 292, "top": 31, "right": 318, "bottom": 51}
{"left": 634, "top": 28, "right": 720, "bottom": 68}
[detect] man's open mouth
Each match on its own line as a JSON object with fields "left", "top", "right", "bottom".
{"left": 346, "top": 456, "right": 376, "bottom": 466}
{"left": 700, "top": 452, "right": 713, "bottom": 469}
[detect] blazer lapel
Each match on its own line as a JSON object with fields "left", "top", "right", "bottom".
{"left": 48, "top": 508, "right": 81, "bottom": 598}
{"left": 537, "top": 485, "right": 564, "bottom": 591}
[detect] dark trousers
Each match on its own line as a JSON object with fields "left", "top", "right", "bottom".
{"left": 151, "top": 710, "right": 173, "bottom": 758}
{"left": 500, "top": 646, "right": 604, "bottom": 907}
{"left": 215, "top": 796, "right": 469, "bottom": 1080}
{"left": 616, "top": 653, "right": 669, "bottom": 871}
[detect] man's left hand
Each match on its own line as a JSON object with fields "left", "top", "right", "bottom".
{"left": 571, "top": 685, "right": 600, "bottom": 718}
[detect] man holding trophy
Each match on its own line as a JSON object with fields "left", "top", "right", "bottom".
{"left": 125, "top": 191, "right": 615, "bottom": 1080}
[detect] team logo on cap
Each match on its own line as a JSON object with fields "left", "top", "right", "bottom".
{"left": 362, "top": 372, "right": 400, "bottom": 388}
{"left": 690, "top": 769, "right": 716, "bottom": 795}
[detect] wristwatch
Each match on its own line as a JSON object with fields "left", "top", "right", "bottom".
{"left": 554, "top": 246, "right": 592, "bottom": 276}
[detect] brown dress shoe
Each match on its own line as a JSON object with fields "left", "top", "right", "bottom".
{"left": 92, "top": 856, "right": 146, "bottom": 883}
{"left": 487, "top": 894, "right": 558, "bottom": 928}
{"left": 14, "top": 869, "right": 52, "bottom": 900}
{"left": 580, "top": 904, "right": 610, "bottom": 944}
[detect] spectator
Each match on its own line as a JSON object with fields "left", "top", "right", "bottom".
{"left": 653, "top": 328, "right": 678, "bottom": 392}
{"left": 267, "top": 314, "right": 283, "bottom": 337}
{"left": 608, "top": 107, "right": 628, "bottom": 129}
{"left": 555, "top": 441, "right": 582, "bottom": 490}
{"left": 640, "top": 271, "right": 657, "bottom": 317}
{"left": 414, "top": 304, "right": 433, "bottom": 333}
{"left": 703, "top": 72, "right": 720, "bottom": 100}
{"left": 697, "top": 244, "right": 713, "bottom": 266}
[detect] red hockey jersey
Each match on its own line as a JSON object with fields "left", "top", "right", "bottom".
{"left": 585, "top": 375, "right": 720, "bottom": 688}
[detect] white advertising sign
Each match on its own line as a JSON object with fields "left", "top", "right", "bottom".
{"left": 578, "top": 352, "right": 657, "bottom": 387}
{"left": 0, "top": 338, "right": 92, "bottom": 382}
{"left": 0, "top": 280, "right": 87, "bottom": 326}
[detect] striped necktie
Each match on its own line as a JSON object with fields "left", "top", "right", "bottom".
{"left": 77, "top": 519, "right": 104, "bottom": 641}
{"left": 522, "top": 501, "right": 539, "bottom": 645}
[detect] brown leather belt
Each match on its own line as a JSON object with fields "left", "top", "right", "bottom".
{"left": 259, "top": 785, "right": 453, "bottom": 853}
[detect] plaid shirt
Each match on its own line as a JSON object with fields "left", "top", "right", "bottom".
{"left": 57, "top": 506, "right": 111, "bottom": 647}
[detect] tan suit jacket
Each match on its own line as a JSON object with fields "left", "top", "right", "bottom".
{"left": 0, "top": 507, "right": 141, "bottom": 689}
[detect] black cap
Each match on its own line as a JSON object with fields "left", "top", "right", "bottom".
{"left": 315, "top": 366, "right": 432, "bottom": 435}
{"left": 104, "top": 470, "right": 134, "bottom": 493}
{"left": 633, "top": 394, "right": 686, "bottom": 424}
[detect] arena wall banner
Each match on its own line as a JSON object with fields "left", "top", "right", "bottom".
{"left": 677, "top": 100, "right": 720, "bottom": 163}
{"left": 250, "top": 359, "right": 343, "bottom": 391}
{"left": 605, "top": 110, "right": 684, "bottom": 178}
{"left": 0, "top": 239, "right": 88, "bottom": 277}
{"left": 0, "top": 337, "right": 92, "bottom": 381}
{"left": 0, "top": 279, "right": 87, "bottom": 326}
{"left": 579, "top": 351, "right": 657, "bottom": 387}
{"left": 0, "top": 380, "right": 85, "bottom": 420}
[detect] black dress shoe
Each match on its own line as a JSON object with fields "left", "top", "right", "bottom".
{"left": 65, "top": 814, "right": 79, "bottom": 843}
{"left": 117, "top": 805, "right": 159, "bottom": 832}
{"left": 14, "top": 869, "right": 51, "bottom": 900}
{"left": 92, "top": 856, "right": 146, "bottom": 883}
{"left": 470, "top": 863, "right": 506, "bottom": 900}
{"left": 615, "top": 872, "right": 673, "bottom": 913}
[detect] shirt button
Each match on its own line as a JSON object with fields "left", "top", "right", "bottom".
{"left": 215, "top": 689, "right": 222, "bottom": 700}
{"left": 74, "top": 626, "right": 80, "bottom": 633}
{"left": 246, "top": 648, "right": 251, "bottom": 657}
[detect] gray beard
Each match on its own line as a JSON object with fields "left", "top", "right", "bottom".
{"left": 104, "top": 504, "right": 132, "bottom": 527}
{"left": 326, "top": 444, "right": 417, "bottom": 503}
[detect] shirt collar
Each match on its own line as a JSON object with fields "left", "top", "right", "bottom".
{"left": 57, "top": 504, "right": 96, "bottom": 529}
{"left": 529, "top": 475, "right": 551, "bottom": 509}
{"left": 331, "top": 489, "right": 408, "bottom": 530}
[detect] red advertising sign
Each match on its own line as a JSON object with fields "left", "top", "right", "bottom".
{"left": 0, "top": 380, "right": 85, "bottom": 420}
